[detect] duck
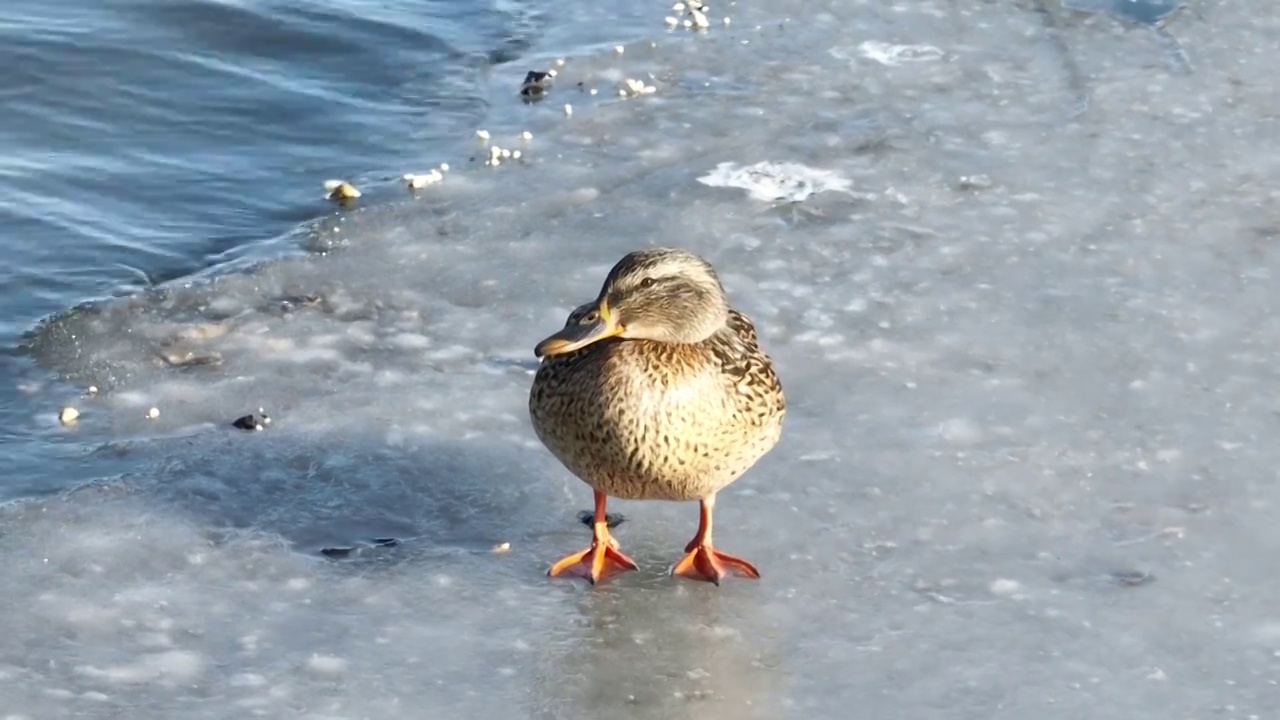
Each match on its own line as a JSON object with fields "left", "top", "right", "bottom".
{"left": 528, "top": 247, "right": 786, "bottom": 585}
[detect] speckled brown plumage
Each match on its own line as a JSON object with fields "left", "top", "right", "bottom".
{"left": 528, "top": 248, "right": 785, "bottom": 584}
{"left": 529, "top": 307, "right": 785, "bottom": 501}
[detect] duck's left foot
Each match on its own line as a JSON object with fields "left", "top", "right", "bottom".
{"left": 671, "top": 544, "right": 760, "bottom": 585}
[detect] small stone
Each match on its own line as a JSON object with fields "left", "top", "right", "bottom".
{"left": 232, "top": 410, "right": 271, "bottom": 431}
{"left": 519, "top": 71, "right": 552, "bottom": 101}
{"left": 87, "top": 385, "right": 98, "bottom": 395}
{"left": 492, "top": 542, "right": 511, "bottom": 553}
{"left": 323, "top": 181, "right": 361, "bottom": 201}
{"left": 146, "top": 407, "right": 160, "bottom": 420}
{"left": 665, "top": 16, "right": 679, "bottom": 26}
{"left": 614, "top": 45, "right": 625, "bottom": 54}
{"left": 563, "top": 104, "right": 573, "bottom": 116}
{"left": 554, "top": 58, "right": 566, "bottom": 67}
{"left": 691, "top": 9, "right": 710, "bottom": 27}
{"left": 475, "top": 129, "right": 491, "bottom": 140}
{"left": 59, "top": 407, "right": 79, "bottom": 425}
{"left": 512, "top": 150, "right": 522, "bottom": 159}
{"left": 723, "top": 16, "right": 731, "bottom": 24}
{"left": 439, "top": 163, "right": 450, "bottom": 172}
{"left": 519, "top": 131, "right": 533, "bottom": 140}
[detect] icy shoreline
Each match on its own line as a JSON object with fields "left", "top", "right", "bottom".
{"left": 10, "top": 1, "right": 1280, "bottom": 718}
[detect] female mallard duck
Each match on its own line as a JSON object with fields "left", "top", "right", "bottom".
{"left": 528, "top": 247, "right": 786, "bottom": 585}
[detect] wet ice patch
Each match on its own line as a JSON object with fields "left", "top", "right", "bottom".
{"left": 1063, "top": 0, "right": 1191, "bottom": 73}
{"left": 1063, "top": 0, "right": 1183, "bottom": 25}
{"left": 697, "top": 161, "right": 853, "bottom": 203}
{"left": 854, "top": 41, "right": 944, "bottom": 66}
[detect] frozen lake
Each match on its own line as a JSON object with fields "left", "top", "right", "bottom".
{"left": 8, "top": 0, "right": 1280, "bottom": 717}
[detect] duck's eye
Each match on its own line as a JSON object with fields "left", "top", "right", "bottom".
{"left": 580, "top": 311, "right": 599, "bottom": 324}
{"left": 639, "top": 277, "right": 657, "bottom": 289}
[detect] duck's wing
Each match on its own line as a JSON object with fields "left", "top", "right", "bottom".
{"left": 711, "top": 309, "right": 786, "bottom": 415}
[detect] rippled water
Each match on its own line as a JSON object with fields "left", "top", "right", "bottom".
{"left": 0, "top": 0, "right": 650, "bottom": 497}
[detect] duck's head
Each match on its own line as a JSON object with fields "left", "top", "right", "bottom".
{"left": 534, "top": 248, "right": 730, "bottom": 358}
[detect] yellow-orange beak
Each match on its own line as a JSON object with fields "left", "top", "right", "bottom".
{"left": 534, "top": 299, "right": 624, "bottom": 357}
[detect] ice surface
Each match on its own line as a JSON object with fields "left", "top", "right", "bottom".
{"left": 11, "top": 0, "right": 1280, "bottom": 718}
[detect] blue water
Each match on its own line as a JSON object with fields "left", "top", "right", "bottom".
{"left": 0, "top": 0, "right": 649, "bottom": 499}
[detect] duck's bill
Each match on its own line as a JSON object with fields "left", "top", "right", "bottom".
{"left": 534, "top": 305, "right": 623, "bottom": 357}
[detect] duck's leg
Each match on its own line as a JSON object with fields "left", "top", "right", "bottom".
{"left": 548, "top": 490, "right": 638, "bottom": 584}
{"left": 672, "top": 493, "right": 760, "bottom": 585}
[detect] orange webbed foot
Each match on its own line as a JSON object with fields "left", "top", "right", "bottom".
{"left": 549, "top": 491, "right": 638, "bottom": 585}
{"left": 672, "top": 495, "right": 761, "bottom": 585}
{"left": 671, "top": 544, "right": 761, "bottom": 585}
{"left": 548, "top": 540, "right": 638, "bottom": 584}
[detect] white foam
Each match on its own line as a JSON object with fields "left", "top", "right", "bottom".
{"left": 697, "top": 161, "right": 854, "bottom": 202}
{"left": 852, "top": 40, "right": 944, "bottom": 66}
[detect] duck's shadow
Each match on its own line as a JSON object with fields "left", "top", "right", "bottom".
{"left": 75, "top": 426, "right": 579, "bottom": 572}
